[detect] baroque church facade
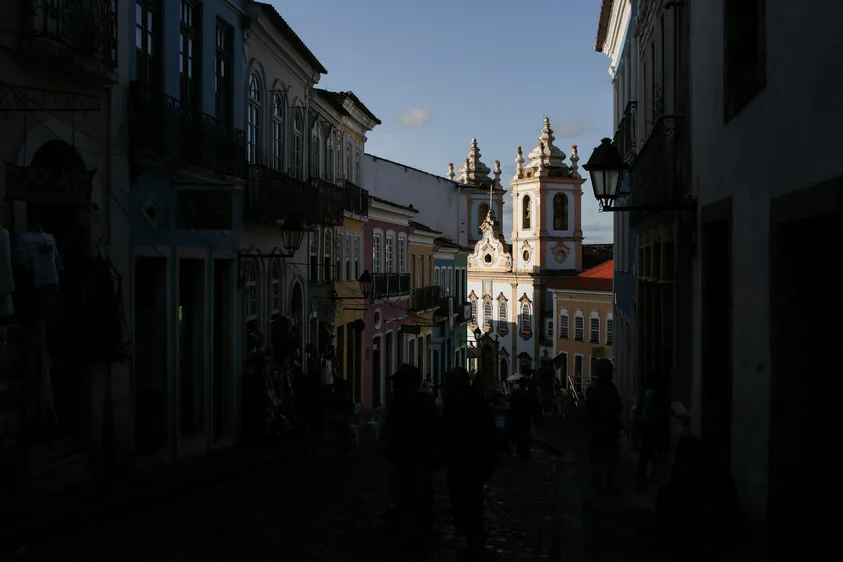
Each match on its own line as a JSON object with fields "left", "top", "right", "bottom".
{"left": 461, "top": 118, "right": 586, "bottom": 381}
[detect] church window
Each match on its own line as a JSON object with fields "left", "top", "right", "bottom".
{"left": 559, "top": 310, "right": 569, "bottom": 339}
{"left": 522, "top": 196, "right": 531, "bottom": 229}
{"left": 520, "top": 302, "right": 531, "bottom": 335}
{"left": 484, "top": 254, "right": 492, "bottom": 264}
{"left": 470, "top": 296, "right": 478, "bottom": 326}
{"left": 477, "top": 203, "right": 489, "bottom": 233}
{"left": 553, "top": 193, "right": 569, "bottom": 230}
{"left": 498, "top": 300, "right": 508, "bottom": 336}
{"left": 483, "top": 299, "right": 493, "bottom": 330}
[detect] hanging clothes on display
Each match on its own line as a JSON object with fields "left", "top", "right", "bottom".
{"left": 0, "top": 227, "right": 14, "bottom": 318}
{"left": 17, "top": 226, "right": 61, "bottom": 424}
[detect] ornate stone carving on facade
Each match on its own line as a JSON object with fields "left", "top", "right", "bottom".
{"left": 447, "top": 162, "right": 455, "bottom": 181}
{"left": 520, "top": 239, "right": 532, "bottom": 253}
{"left": 570, "top": 145, "right": 581, "bottom": 179}
{"left": 514, "top": 145, "right": 525, "bottom": 180}
{"left": 467, "top": 209, "right": 512, "bottom": 271}
{"left": 527, "top": 117, "right": 568, "bottom": 172}
{"left": 493, "top": 160, "right": 502, "bottom": 189}
{"left": 551, "top": 240, "right": 571, "bottom": 263}
{"left": 458, "top": 138, "right": 492, "bottom": 185}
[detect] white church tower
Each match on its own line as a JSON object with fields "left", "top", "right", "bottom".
{"left": 464, "top": 117, "right": 585, "bottom": 381}
{"left": 510, "top": 117, "right": 585, "bottom": 272}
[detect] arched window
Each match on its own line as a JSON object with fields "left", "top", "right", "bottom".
{"left": 522, "top": 195, "right": 531, "bottom": 230}
{"left": 271, "top": 93, "right": 284, "bottom": 171}
{"left": 247, "top": 73, "right": 261, "bottom": 163}
{"left": 497, "top": 299, "right": 508, "bottom": 335}
{"left": 520, "top": 302, "right": 531, "bottom": 334}
{"left": 477, "top": 203, "right": 489, "bottom": 233}
{"left": 270, "top": 259, "right": 281, "bottom": 315}
{"left": 310, "top": 120, "right": 321, "bottom": 178}
{"left": 470, "top": 296, "right": 478, "bottom": 326}
{"left": 292, "top": 109, "right": 303, "bottom": 179}
{"left": 323, "top": 228, "right": 333, "bottom": 281}
{"left": 327, "top": 130, "right": 335, "bottom": 182}
{"left": 553, "top": 193, "right": 569, "bottom": 230}
{"left": 335, "top": 133, "right": 343, "bottom": 181}
{"left": 483, "top": 299, "right": 493, "bottom": 330}
{"left": 245, "top": 261, "right": 258, "bottom": 322}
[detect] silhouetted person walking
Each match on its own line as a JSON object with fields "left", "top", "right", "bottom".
{"left": 442, "top": 368, "right": 498, "bottom": 560}
{"left": 636, "top": 371, "right": 671, "bottom": 489}
{"left": 383, "top": 364, "right": 440, "bottom": 558}
{"left": 586, "top": 358, "right": 623, "bottom": 495}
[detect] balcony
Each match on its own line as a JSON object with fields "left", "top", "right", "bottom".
{"left": 628, "top": 114, "right": 684, "bottom": 210}
{"left": 343, "top": 180, "right": 369, "bottom": 217}
{"left": 613, "top": 101, "right": 637, "bottom": 161}
{"left": 410, "top": 286, "right": 442, "bottom": 312}
{"left": 246, "top": 165, "right": 311, "bottom": 224}
{"left": 130, "top": 83, "right": 247, "bottom": 179}
{"left": 309, "top": 177, "right": 345, "bottom": 226}
{"left": 19, "top": 0, "right": 117, "bottom": 74}
{"left": 372, "top": 273, "right": 411, "bottom": 300}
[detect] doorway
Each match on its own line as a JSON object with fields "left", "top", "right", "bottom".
{"left": 372, "top": 336, "right": 381, "bottom": 409}
{"left": 499, "top": 358, "right": 508, "bottom": 380}
{"left": 700, "top": 201, "right": 733, "bottom": 476}
{"left": 212, "top": 259, "right": 234, "bottom": 443}
{"left": 768, "top": 187, "right": 841, "bottom": 559}
{"left": 134, "top": 256, "right": 168, "bottom": 453}
{"left": 178, "top": 259, "right": 206, "bottom": 442}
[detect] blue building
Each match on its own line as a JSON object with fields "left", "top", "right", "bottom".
{"left": 128, "top": 0, "right": 246, "bottom": 460}
{"left": 432, "top": 238, "right": 471, "bottom": 383}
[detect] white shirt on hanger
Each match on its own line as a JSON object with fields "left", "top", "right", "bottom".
{"left": 18, "top": 231, "right": 62, "bottom": 288}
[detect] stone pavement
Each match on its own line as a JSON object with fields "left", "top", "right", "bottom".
{"left": 11, "top": 440, "right": 566, "bottom": 562}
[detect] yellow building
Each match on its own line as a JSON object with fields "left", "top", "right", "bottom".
{"left": 406, "top": 221, "right": 441, "bottom": 375}
{"left": 334, "top": 211, "right": 367, "bottom": 387}
{"left": 549, "top": 260, "right": 614, "bottom": 398}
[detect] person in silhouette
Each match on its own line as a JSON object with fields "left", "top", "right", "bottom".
{"left": 383, "top": 364, "right": 441, "bottom": 557}
{"left": 442, "top": 368, "right": 498, "bottom": 560}
{"left": 586, "top": 358, "right": 623, "bottom": 494}
{"left": 636, "top": 371, "right": 671, "bottom": 489}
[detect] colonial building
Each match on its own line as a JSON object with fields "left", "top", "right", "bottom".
{"left": 362, "top": 195, "right": 414, "bottom": 409}
{"left": 128, "top": 0, "right": 250, "bottom": 459}
{"left": 0, "top": 0, "right": 127, "bottom": 489}
{"left": 240, "top": 2, "right": 378, "bottom": 387}
{"left": 549, "top": 260, "right": 614, "bottom": 398}
{"left": 689, "top": 0, "right": 840, "bottom": 552}
{"left": 362, "top": 153, "right": 472, "bottom": 378}
{"left": 465, "top": 118, "right": 586, "bottom": 381}
{"left": 595, "top": 0, "right": 638, "bottom": 429}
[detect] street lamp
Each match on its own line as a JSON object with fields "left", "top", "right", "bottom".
{"left": 583, "top": 138, "right": 627, "bottom": 210}
{"left": 358, "top": 270, "right": 373, "bottom": 300}
{"left": 280, "top": 216, "right": 306, "bottom": 256}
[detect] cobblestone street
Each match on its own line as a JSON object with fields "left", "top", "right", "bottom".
{"left": 13, "top": 441, "right": 567, "bottom": 562}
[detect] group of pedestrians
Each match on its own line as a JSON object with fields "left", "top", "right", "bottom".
{"left": 383, "top": 364, "right": 500, "bottom": 561}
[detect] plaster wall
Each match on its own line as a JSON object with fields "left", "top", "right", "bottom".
{"left": 688, "top": 0, "right": 843, "bottom": 520}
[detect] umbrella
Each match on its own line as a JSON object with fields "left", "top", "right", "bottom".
{"left": 506, "top": 374, "right": 523, "bottom": 382}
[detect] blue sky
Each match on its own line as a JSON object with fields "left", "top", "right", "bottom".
{"left": 271, "top": 0, "right": 614, "bottom": 243}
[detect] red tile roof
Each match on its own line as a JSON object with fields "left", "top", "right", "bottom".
{"left": 558, "top": 259, "right": 613, "bottom": 292}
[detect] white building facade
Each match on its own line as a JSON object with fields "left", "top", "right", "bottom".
{"left": 465, "top": 119, "right": 585, "bottom": 380}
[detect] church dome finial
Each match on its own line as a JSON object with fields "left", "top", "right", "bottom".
{"left": 514, "top": 145, "right": 525, "bottom": 180}
{"left": 447, "top": 162, "right": 455, "bottom": 181}
{"left": 458, "top": 138, "right": 492, "bottom": 185}
{"left": 527, "top": 117, "right": 568, "bottom": 172}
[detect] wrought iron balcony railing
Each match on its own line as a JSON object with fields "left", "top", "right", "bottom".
{"left": 410, "top": 286, "right": 442, "bottom": 312}
{"left": 613, "top": 101, "right": 637, "bottom": 160}
{"left": 130, "top": 83, "right": 246, "bottom": 178}
{"left": 246, "top": 164, "right": 311, "bottom": 224}
{"left": 343, "top": 180, "right": 369, "bottom": 217}
{"left": 372, "top": 272, "right": 411, "bottom": 300}
{"left": 309, "top": 177, "right": 345, "bottom": 226}
{"left": 21, "top": 0, "right": 117, "bottom": 69}
{"left": 628, "top": 114, "right": 684, "bottom": 209}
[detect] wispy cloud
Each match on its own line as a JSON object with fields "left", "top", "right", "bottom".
{"left": 549, "top": 119, "right": 590, "bottom": 138}
{"left": 397, "top": 109, "right": 431, "bottom": 127}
